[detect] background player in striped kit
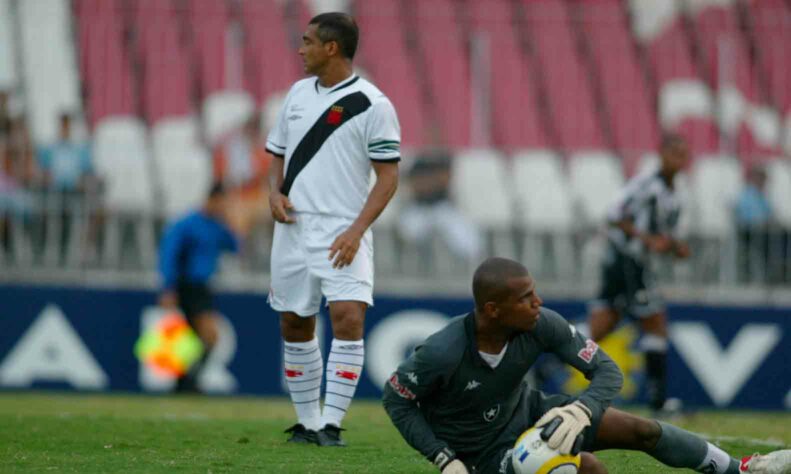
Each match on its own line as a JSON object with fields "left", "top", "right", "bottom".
{"left": 587, "top": 133, "right": 691, "bottom": 416}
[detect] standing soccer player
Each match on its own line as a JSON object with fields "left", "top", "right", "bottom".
{"left": 587, "top": 133, "right": 691, "bottom": 416}
{"left": 266, "top": 13, "right": 400, "bottom": 446}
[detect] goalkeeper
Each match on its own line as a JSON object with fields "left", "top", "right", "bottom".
{"left": 383, "top": 257, "right": 790, "bottom": 474}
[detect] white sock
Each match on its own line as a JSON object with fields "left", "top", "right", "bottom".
{"left": 321, "top": 338, "right": 364, "bottom": 428}
{"left": 284, "top": 338, "right": 323, "bottom": 431}
{"left": 696, "top": 442, "right": 733, "bottom": 474}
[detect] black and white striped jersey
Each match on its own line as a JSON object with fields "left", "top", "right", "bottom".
{"left": 266, "top": 74, "right": 401, "bottom": 220}
{"left": 606, "top": 169, "right": 683, "bottom": 260}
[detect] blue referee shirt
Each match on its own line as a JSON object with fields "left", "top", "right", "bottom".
{"left": 158, "top": 211, "right": 239, "bottom": 290}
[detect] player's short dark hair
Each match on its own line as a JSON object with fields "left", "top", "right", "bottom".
{"left": 208, "top": 181, "right": 226, "bottom": 199}
{"left": 472, "top": 258, "right": 530, "bottom": 309}
{"left": 309, "top": 12, "right": 359, "bottom": 60}
{"left": 659, "top": 132, "right": 686, "bottom": 151}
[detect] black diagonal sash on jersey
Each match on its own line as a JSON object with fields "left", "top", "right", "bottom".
{"left": 281, "top": 91, "right": 372, "bottom": 196}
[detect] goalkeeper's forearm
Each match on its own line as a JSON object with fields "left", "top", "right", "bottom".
{"left": 382, "top": 387, "right": 448, "bottom": 462}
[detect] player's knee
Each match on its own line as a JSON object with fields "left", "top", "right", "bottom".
{"left": 579, "top": 452, "right": 608, "bottom": 474}
{"left": 332, "top": 313, "right": 364, "bottom": 340}
{"left": 632, "top": 417, "right": 662, "bottom": 451}
{"left": 279, "top": 314, "right": 314, "bottom": 341}
{"left": 330, "top": 302, "right": 366, "bottom": 340}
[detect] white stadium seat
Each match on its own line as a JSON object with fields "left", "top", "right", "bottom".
{"left": 203, "top": 90, "right": 255, "bottom": 145}
{"left": 512, "top": 150, "right": 573, "bottom": 234}
{"left": 94, "top": 116, "right": 156, "bottom": 265}
{"left": 628, "top": 0, "right": 681, "bottom": 42}
{"left": 155, "top": 145, "right": 212, "bottom": 219}
{"left": 765, "top": 160, "right": 791, "bottom": 227}
{"left": 659, "top": 80, "right": 715, "bottom": 130}
{"left": 690, "top": 155, "right": 742, "bottom": 237}
{"left": 0, "top": 0, "right": 17, "bottom": 89}
{"left": 18, "top": 0, "right": 83, "bottom": 143}
{"left": 512, "top": 150, "right": 575, "bottom": 278}
{"left": 568, "top": 151, "right": 625, "bottom": 227}
{"left": 152, "top": 116, "right": 201, "bottom": 155}
{"left": 451, "top": 149, "right": 515, "bottom": 258}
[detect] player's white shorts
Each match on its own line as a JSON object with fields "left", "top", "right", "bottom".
{"left": 268, "top": 212, "right": 374, "bottom": 317}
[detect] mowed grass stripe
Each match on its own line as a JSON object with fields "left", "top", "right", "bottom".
{"left": 0, "top": 393, "right": 787, "bottom": 473}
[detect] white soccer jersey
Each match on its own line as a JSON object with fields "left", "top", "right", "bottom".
{"left": 266, "top": 74, "right": 401, "bottom": 220}
{"left": 606, "top": 170, "right": 683, "bottom": 260}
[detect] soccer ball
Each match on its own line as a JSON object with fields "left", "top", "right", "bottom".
{"left": 512, "top": 427, "right": 581, "bottom": 474}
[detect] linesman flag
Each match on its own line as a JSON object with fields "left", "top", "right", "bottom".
{"left": 134, "top": 313, "right": 203, "bottom": 377}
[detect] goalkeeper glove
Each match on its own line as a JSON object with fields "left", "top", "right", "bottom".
{"left": 534, "top": 400, "right": 592, "bottom": 455}
{"left": 434, "top": 447, "right": 469, "bottom": 473}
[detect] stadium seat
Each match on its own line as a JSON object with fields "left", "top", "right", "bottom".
{"left": 512, "top": 150, "right": 574, "bottom": 278}
{"left": 202, "top": 90, "right": 256, "bottom": 145}
{"left": 355, "top": 0, "right": 428, "bottom": 147}
{"left": 578, "top": 0, "right": 658, "bottom": 169}
{"left": 466, "top": 0, "right": 549, "bottom": 150}
{"left": 19, "top": 0, "right": 83, "bottom": 143}
{"left": 412, "top": 0, "right": 471, "bottom": 147}
{"left": 151, "top": 117, "right": 201, "bottom": 155}
{"left": 765, "top": 159, "right": 791, "bottom": 227}
{"left": 450, "top": 149, "right": 515, "bottom": 258}
{"left": 188, "top": 0, "right": 233, "bottom": 98}
{"left": 690, "top": 155, "right": 742, "bottom": 238}
{"left": 568, "top": 152, "right": 625, "bottom": 227}
{"left": 305, "top": 0, "right": 351, "bottom": 15}
{"left": 151, "top": 116, "right": 210, "bottom": 219}
{"left": 689, "top": 155, "right": 743, "bottom": 283}
{"left": 658, "top": 80, "right": 719, "bottom": 155}
{"left": 241, "top": 0, "right": 301, "bottom": 105}
{"left": 155, "top": 145, "right": 212, "bottom": 219}
{"left": 93, "top": 117, "right": 157, "bottom": 266}
{"left": 746, "top": 0, "right": 791, "bottom": 113}
{"left": 522, "top": 0, "right": 607, "bottom": 152}
{"left": 0, "top": 0, "right": 17, "bottom": 89}
{"left": 629, "top": 0, "right": 721, "bottom": 155}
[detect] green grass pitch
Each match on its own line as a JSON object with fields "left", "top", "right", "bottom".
{"left": 0, "top": 393, "right": 788, "bottom": 473}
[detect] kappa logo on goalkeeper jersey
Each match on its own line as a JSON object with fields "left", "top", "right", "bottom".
{"left": 577, "top": 339, "right": 599, "bottom": 363}
{"left": 388, "top": 373, "right": 416, "bottom": 400}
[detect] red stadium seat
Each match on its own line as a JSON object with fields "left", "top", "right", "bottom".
{"left": 240, "top": 0, "right": 302, "bottom": 106}
{"left": 746, "top": 0, "right": 791, "bottom": 113}
{"left": 74, "top": 0, "right": 137, "bottom": 125}
{"left": 522, "top": 0, "right": 607, "bottom": 152}
{"left": 355, "top": 0, "right": 428, "bottom": 148}
{"left": 187, "top": 0, "right": 233, "bottom": 98}
{"left": 629, "top": 0, "right": 720, "bottom": 156}
{"left": 577, "top": 0, "right": 658, "bottom": 173}
{"left": 411, "top": 0, "right": 471, "bottom": 148}
{"left": 467, "top": 0, "right": 550, "bottom": 150}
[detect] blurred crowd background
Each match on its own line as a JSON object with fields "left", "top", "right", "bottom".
{"left": 0, "top": 0, "right": 790, "bottom": 301}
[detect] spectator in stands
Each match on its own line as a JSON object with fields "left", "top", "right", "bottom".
{"left": 398, "top": 150, "right": 481, "bottom": 268}
{"left": 158, "top": 182, "right": 239, "bottom": 393}
{"left": 37, "top": 112, "right": 101, "bottom": 263}
{"left": 213, "top": 113, "right": 272, "bottom": 240}
{"left": 0, "top": 91, "right": 11, "bottom": 141}
{"left": 1, "top": 115, "right": 38, "bottom": 259}
{"left": 734, "top": 165, "right": 775, "bottom": 283}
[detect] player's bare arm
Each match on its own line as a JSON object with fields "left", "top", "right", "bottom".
{"left": 267, "top": 153, "right": 295, "bottom": 224}
{"left": 329, "top": 160, "right": 398, "bottom": 268}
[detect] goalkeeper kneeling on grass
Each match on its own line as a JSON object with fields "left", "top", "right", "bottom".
{"left": 382, "top": 257, "right": 791, "bottom": 474}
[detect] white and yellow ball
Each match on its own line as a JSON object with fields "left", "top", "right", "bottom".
{"left": 511, "top": 427, "right": 581, "bottom": 474}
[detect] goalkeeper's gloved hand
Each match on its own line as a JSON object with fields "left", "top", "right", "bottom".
{"left": 434, "top": 447, "right": 469, "bottom": 473}
{"left": 534, "top": 400, "right": 592, "bottom": 455}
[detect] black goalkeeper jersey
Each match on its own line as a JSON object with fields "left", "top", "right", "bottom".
{"left": 382, "top": 308, "right": 623, "bottom": 463}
